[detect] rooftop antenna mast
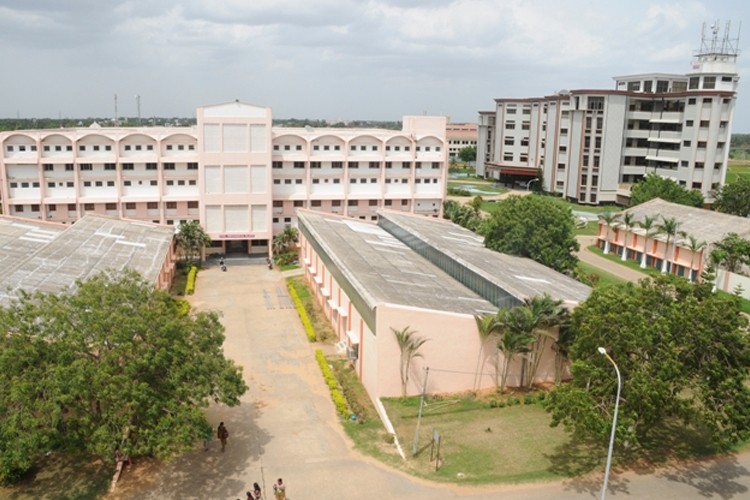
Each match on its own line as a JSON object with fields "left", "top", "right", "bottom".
{"left": 697, "top": 20, "right": 741, "bottom": 57}
{"left": 136, "top": 95, "right": 141, "bottom": 126}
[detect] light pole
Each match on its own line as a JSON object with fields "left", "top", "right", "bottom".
{"left": 526, "top": 178, "right": 539, "bottom": 191}
{"left": 598, "top": 347, "right": 621, "bottom": 500}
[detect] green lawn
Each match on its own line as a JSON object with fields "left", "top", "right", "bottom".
{"left": 727, "top": 160, "right": 750, "bottom": 183}
{"left": 577, "top": 261, "right": 628, "bottom": 288}
{"left": 447, "top": 180, "right": 508, "bottom": 195}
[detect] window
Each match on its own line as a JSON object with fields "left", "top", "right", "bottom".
{"left": 505, "top": 123, "right": 516, "bottom": 130}
{"left": 688, "top": 98, "right": 696, "bottom": 105}
{"left": 689, "top": 77, "right": 699, "bottom": 90}
{"left": 683, "top": 140, "right": 691, "bottom": 147}
{"left": 147, "top": 202, "right": 158, "bottom": 209}
{"left": 44, "top": 164, "right": 54, "bottom": 171}
{"left": 347, "top": 200, "right": 358, "bottom": 206}
{"left": 178, "top": 180, "right": 185, "bottom": 186}
{"left": 504, "top": 137, "right": 515, "bottom": 146}
{"left": 627, "top": 81, "right": 641, "bottom": 91}
{"left": 293, "top": 161, "right": 304, "bottom": 169}
{"left": 349, "top": 162, "right": 359, "bottom": 169}
{"left": 685, "top": 120, "right": 693, "bottom": 127}
{"left": 166, "top": 145, "right": 173, "bottom": 150}
{"left": 369, "top": 200, "right": 378, "bottom": 206}
{"left": 332, "top": 200, "right": 341, "bottom": 207}
{"left": 79, "top": 145, "right": 86, "bottom": 152}
{"left": 106, "top": 145, "right": 112, "bottom": 151}
{"left": 43, "top": 145, "right": 50, "bottom": 151}
{"left": 332, "top": 161, "right": 342, "bottom": 169}
{"left": 106, "top": 203, "right": 117, "bottom": 210}
{"left": 272, "top": 161, "right": 283, "bottom": 169}
{"left": 273, "top": 179, "right": 281, "bottom": 184}
{"left": 93, "top": 145, "right": 100, "bottom": 151}
{"left": 695, "top": 162, "right": 704, "bottom": 169}
{"left": 310, "top": 162, "right": 321, "bottom": 169}
{"left": 95, "top": 181, "right": 103, "bottom": 187}
{"left": 188, "top": 201, "right": 199, "bottom": 209}
{"left": 700, "top": 120, "right": 710, "bottom": 128}
{"left": 187, "top": 162, "right": 198, "bottom": 170}
{"left": 293, "top": 200, "right": 304, "bottom": 207}
{"left": 166, "top": 202, "right": 177, "bottom": 209}
{"left": 105, "top": 163, "right": 116, "bottom": 170}
{"left": 313, "top": 145, "right": 319, "bottom": 151}
{"left": 311, "top": 200, "right": 322, "bottom": 207}
{"left": 84, "top": 203, "right": 95, "bottom": 211}
{"left": 122, "top": 163, "right": 134, "bottom": 170}
{"left": 369, "top": 162, "right": 379, "bottom": 169}
{"left": 503, "top": 153, "right": 513, "bottom": 161}
{"left": 273, "top": 145, "right": 279, "bottom": 151}
{"left": 189, "top": 180, "right": 196, "bottom": 186}
{"left": 150, "top": 180, "right": 157, "bottom": 186}
{"left": 124, "top": 145, "right": 131, "bottom": 151}
{"left": 177, "top": 145, "right": 183, "bottom": 151}
{"left": 163, "top": 163, "right": 175, "bottom": 170}
{"left": 146, "top": 163, "right": 157, "bottom": 170}
{"left": 697, "top": 141, "right": 707, "bottom": 149}
{"left": 124, "top": 180, "right": 131, "bottom": 186}
{"left": 47, "top": 182, "right": 55, "bottom": 188}
{"left": 703, "top": 76, "right": 716, "bottom": 89}
{"left": 80, "top": 164, "right": 93, "bottom": 171}
{"left": 67, "top": 203, "right": 76, "bottom": 211}
{"left": 656, "top": 80, "right": 669, "bottom": 93}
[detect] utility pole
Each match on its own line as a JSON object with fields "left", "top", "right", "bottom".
{"left": 114, "top": 94, "right": 119, "bottom": 126}
{"left": 135, "top": 95, "right": 141, "bottom": 126}
{"left": 411, "top": 366, "right": 429, "bottom": 456}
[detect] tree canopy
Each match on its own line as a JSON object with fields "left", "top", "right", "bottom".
{"left": 629, "top": 173, "right": 704, "bottom": 208}
{"left": 457, "top": 145, "right": 477, "bottom": 162}
{"left": 176, "top": 220, "right": 212, "bottom": 263}
{"left": 483, "top": 195, "right": 579, "bottom": 272}
{"left": 545, "top": 275, "right": 750, "bottom": 453}
{"left": 712, "top": 176, "right": 750, "bottom": 217}
{"left": 0, "top": 270, "right": 247, "bottom": 483}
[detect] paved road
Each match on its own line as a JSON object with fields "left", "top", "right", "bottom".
{"left": 577, "top": 235, "right": 649, "bottom": 284}
{"left": 119, "top": 262, "right": 750, "bottom": 499}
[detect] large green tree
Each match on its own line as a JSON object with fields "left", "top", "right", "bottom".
{"left": 630, "top": 173, "right": 704, "bottom": 208}
{"left": 0, "top": 271, "right": 247, "bottom": 483}
{"left": 546, "top": 275, "right": 750, "bottom": 453}
{"left": 176, "top": 220, "right": 212, "bottom": 263}
{"left": 712, "top": 176, "right": 750, "bottom": 217}
{"left": 712, "top": 233, "right": 750, "bottom": 273}
{"left": 483, "top": 195, "right": 579, "bottom": 272}
{"left": 457, "top": 145, "right": 477, "bottom": 163}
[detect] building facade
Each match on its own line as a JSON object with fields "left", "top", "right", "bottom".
{"left": 446, "top": 122, "right": 478, "bottom": 161}
{"left": 477, "top": 24, "right": 739, "bottom": 205}
{"left": 298, "top": 208, "right": 590, "bottom": 405}
{"left": 0, "top": 102, "right": 448, "bottom": 255}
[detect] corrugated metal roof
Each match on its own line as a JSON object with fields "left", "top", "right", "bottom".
{"left": 0, "top": 215, "right": 174, "bottom": 307}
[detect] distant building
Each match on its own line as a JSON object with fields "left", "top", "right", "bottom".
{"left": 477, "top": 22, "right": 740, "bottom": 205}
{"left": 0, "top": 214, "right": 176, "bottom": 307}
{"left": 0, "top": 102, "right": 448, "bottom": 256}
{"left": 298, "top": 208, "right": 590, "bottom": 403}
{"left": 597, "top": 198, "right": 750, "bottom": 281}
{"left": 446, "top": 123, "right": 478, "bottom": 161}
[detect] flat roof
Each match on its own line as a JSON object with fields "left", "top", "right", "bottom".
{"left": 619, "top": 198, "right": 750, "bottom": 245}
{"left": 0, "top": 214, "right": 174, "bottom": 307}
{"left": 377, "top": 210, "right": 592, "bottom": 307}
{"left": 297, "top": 211, "right": 496, "bottom": 317}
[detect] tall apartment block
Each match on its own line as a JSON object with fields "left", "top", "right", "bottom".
{"left": 0, "top": 101, "right": 447, "bottom": 255}
{"left": 477, "top": 22, "right": 740, "bottom": 204}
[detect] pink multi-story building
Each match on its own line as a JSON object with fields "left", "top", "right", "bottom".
{"left": 0, "top": 101, "right": 448, "bottom": 255}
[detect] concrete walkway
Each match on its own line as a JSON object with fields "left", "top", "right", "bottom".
{"left": 118, "top": 262, "right": 750, "bottom": 499}
{"left": 577, "top": 235, "right": 649, "bottom": 284}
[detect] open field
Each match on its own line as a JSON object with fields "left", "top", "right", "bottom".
{"left": 727, "top": 160, "right": 750, "bottom": 183}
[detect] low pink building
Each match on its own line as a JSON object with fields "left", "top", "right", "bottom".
{"left": 297, "top": 209, "right": 591, "bottom": 407}
{"left": 596, "top": 198, "right": 750, "bottom": 281}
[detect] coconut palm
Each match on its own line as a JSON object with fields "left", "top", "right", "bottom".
{"left": 637, "top": 215, "right": 659, "bottom": 269}
{"left": 656, "top": 216, "right": 680, "bottom": 274}
{"left": 392, "top": 326, "right": 429, "bottom": 397}
{"left": 494, "top": 307, "right": 537, "bottom": 391}
{"left": 684, "top": 234, "right": 707, "bottom": 282}
{"left": 619, "top": 212, "right": 636, "bottom": 261}
{"left": 520, "top": 294, "right": 570, "bottom": 389}
{"left": 598, "top": 212, "right": 621, "bottom": 255}
{"left": 473, "top": 314, "right": 499, "bottom": 390}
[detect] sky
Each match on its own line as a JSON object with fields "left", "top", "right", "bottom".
{"left": 1, "top": 0, "right": 749, "bottom": 130}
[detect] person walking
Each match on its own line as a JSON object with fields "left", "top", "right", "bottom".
{"left": 250, "top": 482, "right": 262, "bottom": 499}
{"left": 272, "top": 478, "right": 286, "bottom": 499}
{"left": 217, "top": 422, "right": 229, "bottom": 452}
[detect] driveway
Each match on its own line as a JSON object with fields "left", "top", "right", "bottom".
{"left": 120, "top": 262, "right": 750, "bottom": 499}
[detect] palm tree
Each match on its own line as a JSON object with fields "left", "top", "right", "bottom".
{"left": 619, "top": 212, "right": 636, "bottom": 261}
{"left": 521, "top": 294, "right": 570, "bottom": 389}
{"left": 656, "top": 216, "right": 679, "bottom": 274}
{"left": 392, "top": 326, "right": 429, "bottom": 397}
{"left": 684, "top": 234, "right": 707, "bottom": 282}
{"left": 494, "top": 307, "right": 536, "bottom": 391}
{"left": 598, "top": 212, "right": 621, "bottom": 255}
{"left": 473, "top": 314, "right": 499, "bottom": 390}
{"left": 637, "top": 215, "right": 659, "bottom": 269}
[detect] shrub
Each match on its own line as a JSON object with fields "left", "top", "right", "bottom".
{"left": 185, "top": 265, "right": 198, "bottom": 295}
{"left": 288, "top": 283, "right": 316, "bottom": 342}
{"left": 315, "top": 350, "right": 350, "bottom": 417}
{"left": 524, "top": 394, "right": 536, "bottom": 405}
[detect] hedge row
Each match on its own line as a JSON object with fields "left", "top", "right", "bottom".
{"left": 288, "top": 283, "right": 316, "bottom": 342}
{"left": 185, "top": 265, "right": 198, "bottom": 295}
{"left": 315, "top": 350, "right": 350, "bottom": 417}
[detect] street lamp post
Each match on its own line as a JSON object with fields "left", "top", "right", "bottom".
{"left": 526, "top": 178, "right": 539, "bottom": 191}
{"left": 598, "top": 347, "right": 621, "bottom": 500}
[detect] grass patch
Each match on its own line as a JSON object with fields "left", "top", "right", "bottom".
{"left": 447, "top": 180, "right": 508, "bottom": 195}
{"left": 286, "top": 276, "right": 336, "bottom": 342}
{"left": 0, "top": 452, "right": 111, "bottom": 499}
{"left": 577, "top": 262, "right": 628, "bottom": 288}
{"left": 278, "top": 262, "right": 300, "bottom": 272}
{"left": 381, "top": 394, "right": 596, "bottom": 484}
{"left": 574, "top": 220, "right": 599, "bottom": 236}
{"left": 727, "top": 160, "right": 750, "bottom": 184}
{"left": 587, "top": 245, "right": 659, "bottom": 277}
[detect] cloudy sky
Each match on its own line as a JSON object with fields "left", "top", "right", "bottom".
{"left": 1, "top": 1, "right": 749, "bottom": 130}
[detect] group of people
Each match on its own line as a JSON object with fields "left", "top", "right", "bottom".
{"left": 218, "top": 423, "right": 287, "bottom": 499}
{"left": 244, "top": 478, "right": 286, "bottom": 499}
